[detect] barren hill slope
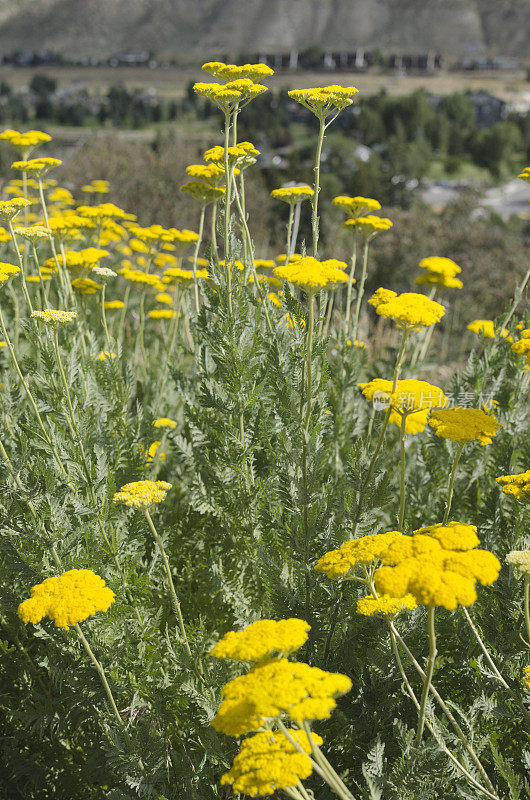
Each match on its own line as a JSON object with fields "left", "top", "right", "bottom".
{"left": 1, "top": 0, "right": 528, "bottom": 57}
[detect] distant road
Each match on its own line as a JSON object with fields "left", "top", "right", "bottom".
{"left": 0, "top": 64, "right": 528, "bottom": 101}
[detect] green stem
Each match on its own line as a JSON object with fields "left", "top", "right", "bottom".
{"left": 8, "top": 220, "right": 34, "bottom": 315}
{"left": 416, "top": 607, "right": 437, "bottom": 745}
{"left": 75, "top": 624, "right": 124, "bottom": 727}
{"left": 286, "top": 203, "right": 295, "bottom": 259}
{"left": 223, "top": 110, "right": 233, "bottom": 317}
{"left": 524, "top": 575, "right": 530, "bottom": 646}
{"left": 191, "top": 204, "right": 206, "bottom": 315}
{"left": 344, "top": 235, "right": 357, "bottom": 330}
{"left": 442, "top": 442, "right": 465, "bottom": 525}
{"left": 210, "top": 201, "right": 219, "bottom": 263}
{"left": 311, "top": 117, "right": 325, "bottom": 258}
{"left": 398, "top": 412, "right": 407, "bottom": 529}
{"left": 100, "top": 284, "right": 112, "bottom": 352}
{"left": 351, "top": 238, "right": 370, "bottom": 341}
{"left": 143, "top": 508, "right": 192, "bottom": 658}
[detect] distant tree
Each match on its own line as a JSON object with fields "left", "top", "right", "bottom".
{"left": 29, "top": 73, "right": 57, "bottom": 98}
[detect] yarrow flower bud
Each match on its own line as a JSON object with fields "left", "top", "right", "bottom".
{"left": 506, "top": 550, "right": 530, "bottom": 576}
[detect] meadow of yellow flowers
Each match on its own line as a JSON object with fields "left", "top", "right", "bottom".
{"left": 0, "top": 62, "right": 529, "bottom": 800}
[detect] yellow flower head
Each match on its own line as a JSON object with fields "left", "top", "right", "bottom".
{"left": 511, "top": 334, "right": 530, "bottom": 368}
{"left": 11, "top": 157, "right": 61, "bottom": 177}
{"left": 332, "top": 195, "right": 381, "bottom": 216}
{"left": 0, "top": 262, "right": 21, "bottom": 286}
{"left": 496, "top": 470, "right": 530, "bottom": 502}
{"left": 356, "top": 593, "right": 417, "bottom": 616}
{"left": 288, "top": 85, "right": 359, "bottom": 119}
{"left": 13, "top": 225, "right": 51, "bottom": 241}
{"left": 202, "top": 61, "right": 274, "bottom": 82}
{"left": 518, "top": 166, "right": 530, "bottom": 183}
{"left": 96, "top": 351, "right": 116, "bottom": 361}
{"left": 0, "top": 128, "right": 51, "bottom": 153}
{"left": 270, "top": 185, "right": 314, "bottom": 204}
{"left": 71, "top": 277, "right": 103, "bottom": 295}
{"left": 18, "top": 569, "right": 115, "bottom": 629}
{"left": 211, "top": 658, "right": 352, "bottom": 736}
{"left": 221, "top": 729, "right": 321, "bottom": 797}
{"left": 274, "top": 256, "right": 348, "bottom": 293}
{"left": 315, "top": 531, "right": 403, "bottom": 579}
{"left": 113, "top": 480, "right": 171, "bottom": 509}
{"left": 0, "top": 197, "right": 32, "bottom": 220}
{"left": 180, "top": 180, "right": 225, "bottom": 205}
{"left": 148, "top": 308, "right": 177, "bottom": 319}
{"left": 104, "top": 300, "right": 125, "bottom": 310}
{"left": 415, "top": 273, "right": 463, "bottom": 289}
{"left": 153, "top": 417, "right": 177, "bottom": 429}
{"left": 418, "top": 256, "right": 461, "bottom": 278}
{"left": 31, "top": 309, "right": 77, "bottom": 326}
{"left": 428, "top": 407, "right": 500, "bottom": 446}
{"left": 374, "top": 523, "right": 500, "bottom": 610}
{"left": 82, "top": 179, "right": 110, "bottom": 194}
{"left": 506, "top": 550, "right": 530, "bottom": 576}
{"left": 76, "top": 203, "right": 136, "bottom": 222}
{"left": 343, "top": 215, "right": 393, "bottom": 236}
{"left": 467, "top": 319, "right": 512, "bottom": 340}
{"left": 368, "top": 288, "right": 445, "bottom": 329}
{"left": 358, "top": 378, "right": 448, "bottom": 434}
{"left": 211, "top": 619, "right": 310, "bottom": 662}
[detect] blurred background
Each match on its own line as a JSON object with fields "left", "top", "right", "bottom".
{"left": 0, "top": 0, "right": 528, "bottom": 321}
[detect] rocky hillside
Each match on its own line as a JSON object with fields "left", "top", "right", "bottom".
{"left": 0, "top": 0, "right": 528, "bottom": 58}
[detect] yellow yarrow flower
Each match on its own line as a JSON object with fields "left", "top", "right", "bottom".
{"left": 518, "top": 166, "right": 530, "bottom": 183}
{"left": 153, "top": 417, "right": 177, "bottom": 430}
{"left": 104, "top": 300, "right": 125, "bottom": 310}
{"left": 148, "top": 308, "right": 177, "bottom": 319}
{"left": 11, "top": 157, "right": 61, "bottom": 177}
{"left": 211, "top": 619, "right": 310, "bottom": 662}
{"left": 374, "top": 523, "right": 500, "bottom": 610}
{"left": 274, "top": 256, "right": 348, "bottom": 293}
{"left": 31, "top": 309, "right": 77, "bottom": 326}
{"left": 358, "top": 378, "right": 448, "bottom": 434}
{"left": 343, "top": 215, "right": 392, "bottom": 236}
{"left": 0, "top": 262, "right": 21, "bottom": 286}
{"left": 12, "top": 225, "right": 52, "bottom": 241}
{"left": 315, "top": 531, "right": 403, "bottom": 579}
{"left": 0, "top": 128, "right": 51, "bottom": 153}
{"left": 467, "top": 319, "right": 512, "bottom": 340}
{"left": 71, "top": 277, "right": 103, "bottom": 295}
{"left": 511, "top": 332, "right": 530, "bottom": 368}
{"left": 18, "top": 569, "right": 115, "bottom": 630}
{"left": 0, "top": 197, "right": 32, "bottom": 220}
{"left": 356, "top": 593, "right": 417, "bottom": 616}
{"left": 113, "top": 480, "right": 171, "bottom": 509}
{"left": 496, "top": 470, "right": 530, "bottom": 502}
{"left": 333, "top": 195, "right": 381, "bottom": 216}
{"left": 428, "top": 407, "right": 500, "bottom": 446}
{"left": 288, "top": 85, "right": 359, "bottom": 119}
{"left": 96, "top": 351, "right": 116, "bottom": 361}
{"left": 270, "top": 185, "right": 314, "bottom": 204}
{"left": 369, "top": 288, "right": 445, "bottom": 329}
{"left": 211, "top": 658, "right": 352, "bottom": 736}
{"left": 180, "top": 181, "right": 225, "bottom": 205}
{"left": 221, "top": 729, "right": 321, "bottom": 797}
